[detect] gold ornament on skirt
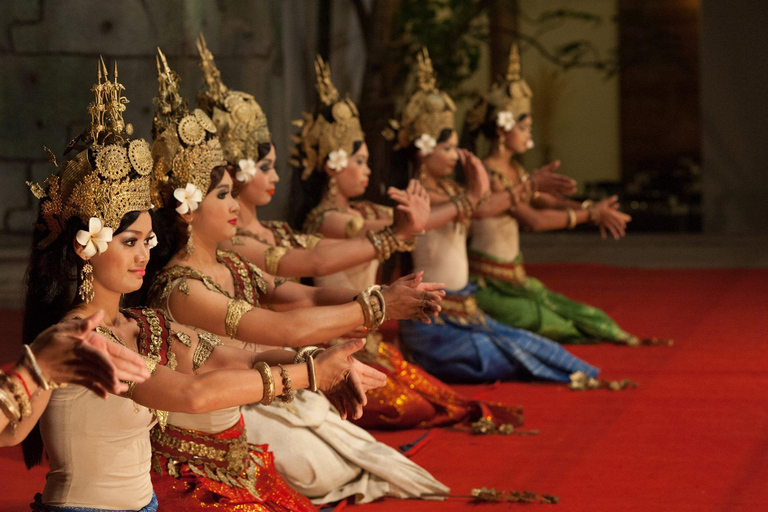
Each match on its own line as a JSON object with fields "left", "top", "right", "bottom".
{"left": 290, "top": 56, "right": 365, "bottom": 180}
{"left": 383, "top": 47, "right": 456, "bottom": 150}
{"left": 196, "top": 34, "right": 271, "bottom": 165}
{"left": 27, "top": 58, "right": 152, "bottom": 250}
{"left": 151, "top": 47, "right": 226, "bottom": 209}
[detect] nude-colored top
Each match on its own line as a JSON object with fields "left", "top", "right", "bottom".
{"left": 412, "top": 223, "right": 469, "bottom": 291}
{"left": 159, "top": 281, "right": 244, "bottom": 434}
{"left": 314, "top": 260, "right": 379, "bottom": 292}
{"left": 469, "top": 214, "right": 520, "bottom": 262}
{"left": 40, "top": 385, "right": 156, "bottom": 509}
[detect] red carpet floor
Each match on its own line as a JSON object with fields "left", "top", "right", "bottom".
{"left": 2, "top": 264, "right": 767, "bottom": 512}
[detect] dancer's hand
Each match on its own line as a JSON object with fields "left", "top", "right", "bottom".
{"left": 385, "top": 272, "right": 445, "bottom": 323}
{"left": 459, "top": 149, "right": 490, "bottom": 206}
{"left": 31, "top": 311, "right": 151, "bottom": 398}
{"left": 531, "top": 161, "right": 577, "bottom": 197}
{"left": 315, "top": 339, "right": 387, "bottom": 420}
{"left": 593, "top": 196, "right": 632, "bottom": 240}
{"left": 388, "top": 179, "right": 431, "bottom": 236}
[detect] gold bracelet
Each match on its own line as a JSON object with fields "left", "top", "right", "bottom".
{"left": 23, "top": 344, "right": 52, "bottom": 390}
{"left": 344, "top": 217, "right": 365, "bottom": 238}
{"left": 371, "top": 286, "right": 387, "bottom": 323}
{"left": 0, "top": 372, "right": 31, "bottom": 419}
{"left": 253, "top": 362, "right": 275, "bottom": 405}
{"left": 365, "top": 230, "right": 389, "bottom": 262}
{"left": 193, "top": 332, "right": 222, "bottom": 371}
{"left": 225, "top": 299, "right": 253, "bottom": 338}
{"left": 276, "top": 364, "right": 294, "bottom": 403}
{"left": 566, "top": 208, "right": 577, "bottom": 229}
{"left": 0, "top": 386, "right": 21, "bottom": 423}
{"left": 356, "top": 285, "right": 386, "bottom": 330}
{"left": 580, "top": 199, "right": 595, "bottom": 210}
{"left": 306, "top": 355, "right": 319, "bottom": 392}
{"left": 264, "top": 246, "right": 288, "bottom": 275}
{"left": 294, "top": 346, "right": 319, "bottom": 364}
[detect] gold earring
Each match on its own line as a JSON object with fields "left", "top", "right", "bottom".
{"left": 184, "top": 224, "right": 195, "bottom": 256}
{"left": 325, "top": 176, "right": 338, "bottom": 203}
{"left": 79, "top": 261, "right": 94, "bottom": 304}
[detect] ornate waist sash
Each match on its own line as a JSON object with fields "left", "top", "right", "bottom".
{"left": 150, "top": 415, "right": 263, "bottom": 497}
{"left": 437, "top": 293, "right": 486, "bottom": 326}
{"left": 469, "top": 252, "right": 527, "bottom": 285}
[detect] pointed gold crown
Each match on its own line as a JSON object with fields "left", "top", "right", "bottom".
{"left": 27, "top": 58, "right": 152, "bottom": 248}
{"left": 151, "top": 47, "right": 226, "bottom": 208}
{"left": 465, "top": 43, "right": 533, "bottom": 133}
{"left": 384, "top": 47, "right": 456, "bottom": 150}
{"left": 195, "top": 34, "right": 271, "bottom": 165}
{"left": 290, "top": 55, "right": 365, "bottom": 180}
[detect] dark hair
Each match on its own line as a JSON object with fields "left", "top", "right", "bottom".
{"left": 229, "top": 143, "right": 274, "bottom": 199}
{"left": 128, "top": 165, "right": 227, "bottom": 307}
{"left": 21, "top": 209, "right": 144, "bottom": 468}
{"left": 390, "top": 127, "right": 457, "bottom": 188}
{"left": 288, "top": 140, "right": 364, "bottom": 230}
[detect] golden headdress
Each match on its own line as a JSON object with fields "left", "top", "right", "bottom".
{"left": 151, "top": 47, "right": 226, "bottom": 209}
{"left": 27, "top": 58, "right": 152, "bottom": 249}
{"left": 290, "top": 56, "right": 365, "bottom": 180}
{"left": 384, "top": 47, "right": 456, "bottom": 150}
{"left": 464, "top": 43, "right": 533, "bottom": 133}
{"left": 195, "top": 34, "right": 271, "bottom": 165}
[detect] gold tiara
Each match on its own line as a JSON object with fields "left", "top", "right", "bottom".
{"left": 290, "top": 56, "right": 365, "bottom": 180}
{"left": 465, "top": 43, "right": 533, "bottom": 133}
{"left": 151, "top": 47, "right": 225, "bottom": 208}
{"left": 195, "top": 34, "right": 271, "bottom": 165}
{"left": 383, "top": 47, "right": 456, "bottom": 150}
{"left": 27, "top": 58, "right": 152, "bottom": 248}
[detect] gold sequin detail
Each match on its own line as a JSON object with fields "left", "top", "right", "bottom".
{"left": 193, "top": 332, "right": 222, "bottom": 371}
{"left": 226, "top": 298, "right": 253, "bottom": 338}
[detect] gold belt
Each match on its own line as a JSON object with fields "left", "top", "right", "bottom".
{"left": 150, "top": 423, "right": 249, "bottom": 475}
{"left": 469, "top": 253, "right": 527, "bottom": 285}
{"left": 438, "top": 293, "right": 486, "bottom": 325}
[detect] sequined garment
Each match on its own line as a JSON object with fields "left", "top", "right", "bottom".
{"left": 149, "top": 249, "right": 268, "bottom": 309}
{"left": 150, "top": 416, "right": 316, "bottom": 511}
{"left": 350, "top": 336, "right": 524, "bottom": 430}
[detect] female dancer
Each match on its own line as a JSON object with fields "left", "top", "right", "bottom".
{"left": 290, "top": 55, "right": 524, "bottom": 430}
{"left": 22, "top": 61, "right": 382, "bottom": 512}
{"left": 390, "top": 48, "right": 604, "bottom": 384}
{"left": 1, "top": 311, "right": 150, "bottom": 446}
{"left": 463, "top": 44, "right": 659, "bottom": 346}
{"left": 140, "top": 49, "right": 448, "bottom": 505}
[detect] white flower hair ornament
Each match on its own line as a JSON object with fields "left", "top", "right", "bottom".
{"left": 526, "top": 139, "right": 535, "bottom": 150}
{"left": 497, "top": 111, "right": 516, "bottom": 132}
{"left": 75, "top": 218, "right": 113, "bottom": 258}
{"left": 236, "top": 158, "right": 258, "bottom": 183}
{"left": 326, "top": 150, "right": 349, "bottom": 171}
{"left": 174, "top": 183, "right": 203, "bottom": 215}
{"left": 148, "top": 231, "right": 159, "bottom": 250}
{"left": 414, "top": 133, "right": 437, "bottom": 156}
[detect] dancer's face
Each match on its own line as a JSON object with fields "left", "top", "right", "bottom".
{"left": 422, "top": 131, "right": 459, "bottom": 179}
{"left": 80, "top": 211, "right": 154, "bottom": 294}
{"left": 240, "top": 144, "right": 279, "bottom": 207}
{"left": 190, "top": 171, "right": 240, "bottom": 244}
{"left": 332, "top": 142, "right": 371, "bottom": 199}
{"left": 502, "top": 115, "right": 533, "bottom": 155}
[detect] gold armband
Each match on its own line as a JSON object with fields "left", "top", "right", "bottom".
{"left": 192, "top": 332, "right": 223, "bottom": 371}
{"left": 344, "top": 217, "right": 365, "bottom": 238}
{"left": 264, "top": 246, "right": 288, "bottom": 275}
{"left": 253, "top": 362, "right": 275, "bottom": 405}
{"left": 225, "top": 298, "right": 253, "bottom": 338}
{"left": 0, "top": 371, "right": 31, "bottom": 420}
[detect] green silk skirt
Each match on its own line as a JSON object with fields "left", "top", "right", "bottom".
{"left": 469, "top": 250, "right": 635, "bottom": 345}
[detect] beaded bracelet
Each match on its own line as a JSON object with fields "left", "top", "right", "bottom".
{"left": 276, "top": 365, "right": 294, "bottom": 403}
